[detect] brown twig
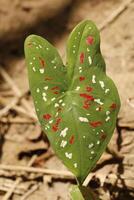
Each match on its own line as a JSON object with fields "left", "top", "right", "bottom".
{"left": 14, "top": 105, "right": 37, "bottom": 119}
{"left": 0, "top": 97, "right": 18, "bottom": 117}
{"left": 0, "top": 185, "right": 24, "bottom": 195}
{"left": 106, "top": 146, "right": 124, "bottom": 160}
{"left": 0, "top": 97, "right": 37, "bottom": 120}
{"left": 0, "top": 90, "right": 13, "bottom": 97}
{"left": 34, "top": 148, "right": 54, "bottom": 165}
{"left": 99, "top": 0, "right": 134, "bottom": 31}
{"left": 0, "top": 164, "right": 74, "bottom": 179}
{"left": 0, "top": 67, "right": 37, "bottom": 119}
{"left": 0, "top": 118, "right": 35, "bottom": 124}
{"left": 2, "top": 156, "right": 37, "bottom": 200}
{"left": 20, "top": 183, "right": 40, "bottom": 200}
{"left": 0, "top": 178, "right": 32, "bottom": 191}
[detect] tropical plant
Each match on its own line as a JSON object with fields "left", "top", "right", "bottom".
{"left": 24, "top": 20, "right": 120, "bottom": 200}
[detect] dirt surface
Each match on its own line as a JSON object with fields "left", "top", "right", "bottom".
{"left": 0, "top": 0, "right": 71, "bottom": 46}
{"left": 0, "top": 0, "right": 134, "bottom": 199}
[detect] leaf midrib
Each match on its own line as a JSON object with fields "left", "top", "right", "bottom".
{"left": 67, "top": 21, "right": 89, "bottom": 88}
{"left": 67, "top": 93, "right": 84, "bottom": 184}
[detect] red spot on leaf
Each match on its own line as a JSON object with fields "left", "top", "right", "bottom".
{"left": 80, "top": 52, "right": 84, "bottom": 64}
{"left": 45, "top": 77, "right": 52, "bottom": 81}
{"left": 52, "top": 118, "right": 62, "bottom": 132}
{"left": 57, "top": 107, "right": 62, "bottom": 112}
{"left": 69, "top": 135, "right": 75, "bottom": 144}
{"left": 90, "top": 121, "right": 102, "bottom": 127}
{"left": 110, "top": 103, "right": 117, "bottom": 110}
{"left": 79, "top": 76, "right": 85, "bottom": 81}
{"left": 83, "top": 99, "right": 91, "bottom": 110}
{"left": 51, "top": 86, "right": 60, "bottom": 90}
{"left": 54, "top": 91, "right": 59, "bottom": 94}
{"left": 43, "top": 114, "right": 51, "bottom": 120}
{"left": 86, "top": 36, "right": 94, "bottom": 45}
{"left": 100, "top": 133, "right": 107, "bottom": 140}
{"left": 27, "top": 43, "right": 32, "bottom": 47}
{"left": 83, "top": 104, "right": 90, "bottom": 110}
{"left": 51, "top": 86, "right": 60, "bottom": 94}
{"left": 98, "top": 106, "right": 102, "bottom": 111}
{"left": 56, "top": 118, "right": 62, "bottom": 125}
{"left": 52, "top": 126, "right": 58, "bottom": 132}
{"left": 39, "top": 57, "right": 45, "bottom": 67}
{"left": 80, "top": 93, "right": 94, "bottom": 101}
{"left": 86, "top": 86, "right": 93, "bottom": 92}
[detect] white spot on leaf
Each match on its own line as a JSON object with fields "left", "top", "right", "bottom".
{"left": 55, "top": 112, "right": 58, "bottom": 117}
{"left": 88, "top": 143, "right": 94, "bottom": 149}
{"left": 97, "top": 140, "right": 100, "bottom": 145}
{"left": 32, "top": 67, "right": 36, "bottom": 72}
{"left": 39, "top": 69, "right": 44, "bottom": 74}
{"left": 36, "top": 88, "right": 40, "bottom": 93}
{"left": 39, "top": 44, "right": 42, "bottom": 48}
{"left": 65, "top": 152, "right": 72, "bottom": 159}
{"left": 60, "top": 128, "right": 68, "bottom": 137}
{"left": 54, "top": 103, "right": 59, "bottom": 108}
{"left": 75, "top": 86, "right": 80, "bottom": 91}
{"left": 74, "top": 163, "right": 77, "bottom": 168}
{"left": 105, "top": 89, "right": 110, "bottom": 94}
{"left": 51, "top": 60, "right": 55, "bottom": 64}
{"left": 49, "top": 120, "right": 53, "bottom": 124}
{"left": 42, "top": 92, "right": 46, "bottom": 96}
{"left": 106, "top": 111, "right": 110, "bottom": 115}
{"left": 92, "top": 75, "right": 96, "bottom": 83}
{"left": 91, "top": 151, "right": 95, "bottom": 155}
{"left": 88, "top": 56, "right": 92, "bottom": 65}
{"left": 94, "top": 99, "right": 104, "bottom": 105}
{"left": 60, "top": 140, "right": 67, "bottom": 148}
{"left": 51, "top": 97, "right": 56, "bottom": 101}
{"left": 43, "top": 96, "right": 47, "bottom": 101}
{"left": 105, "top": 116, "right": 110, "bottom": 122}
{"left": 44, "top": 86, "right": 48, "bottom": 90}
{"left": 79, "top": 117, "right": 89, "bottom": 122}
{"left": 99, "top": 81, "right": 105, "bottom": 89}
{"left": 59, "top": 99, "right": 63, "bottom": 103}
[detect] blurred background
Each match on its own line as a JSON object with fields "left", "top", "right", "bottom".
{"left": 0, "top": 0, "right": 134, "bottom": 199}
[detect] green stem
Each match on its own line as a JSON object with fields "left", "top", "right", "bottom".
{"left": 70, "top": 185, "right": 100, "bottom": 200}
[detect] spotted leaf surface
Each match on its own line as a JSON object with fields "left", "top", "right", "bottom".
{"left": 24, "top": 20, "right": 120, "bottom": 184}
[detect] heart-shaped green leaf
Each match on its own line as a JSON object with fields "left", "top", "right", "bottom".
{"left": 24, "top": 20, "right": 120, "bottom": 184}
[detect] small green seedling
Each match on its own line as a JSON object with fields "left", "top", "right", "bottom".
{"left": 24, "top": 20, "right": 120, "bottom": 199}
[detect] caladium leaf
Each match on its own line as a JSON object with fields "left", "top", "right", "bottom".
{"left": 24, "top": 20, "right": 120, "bottom": 184}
